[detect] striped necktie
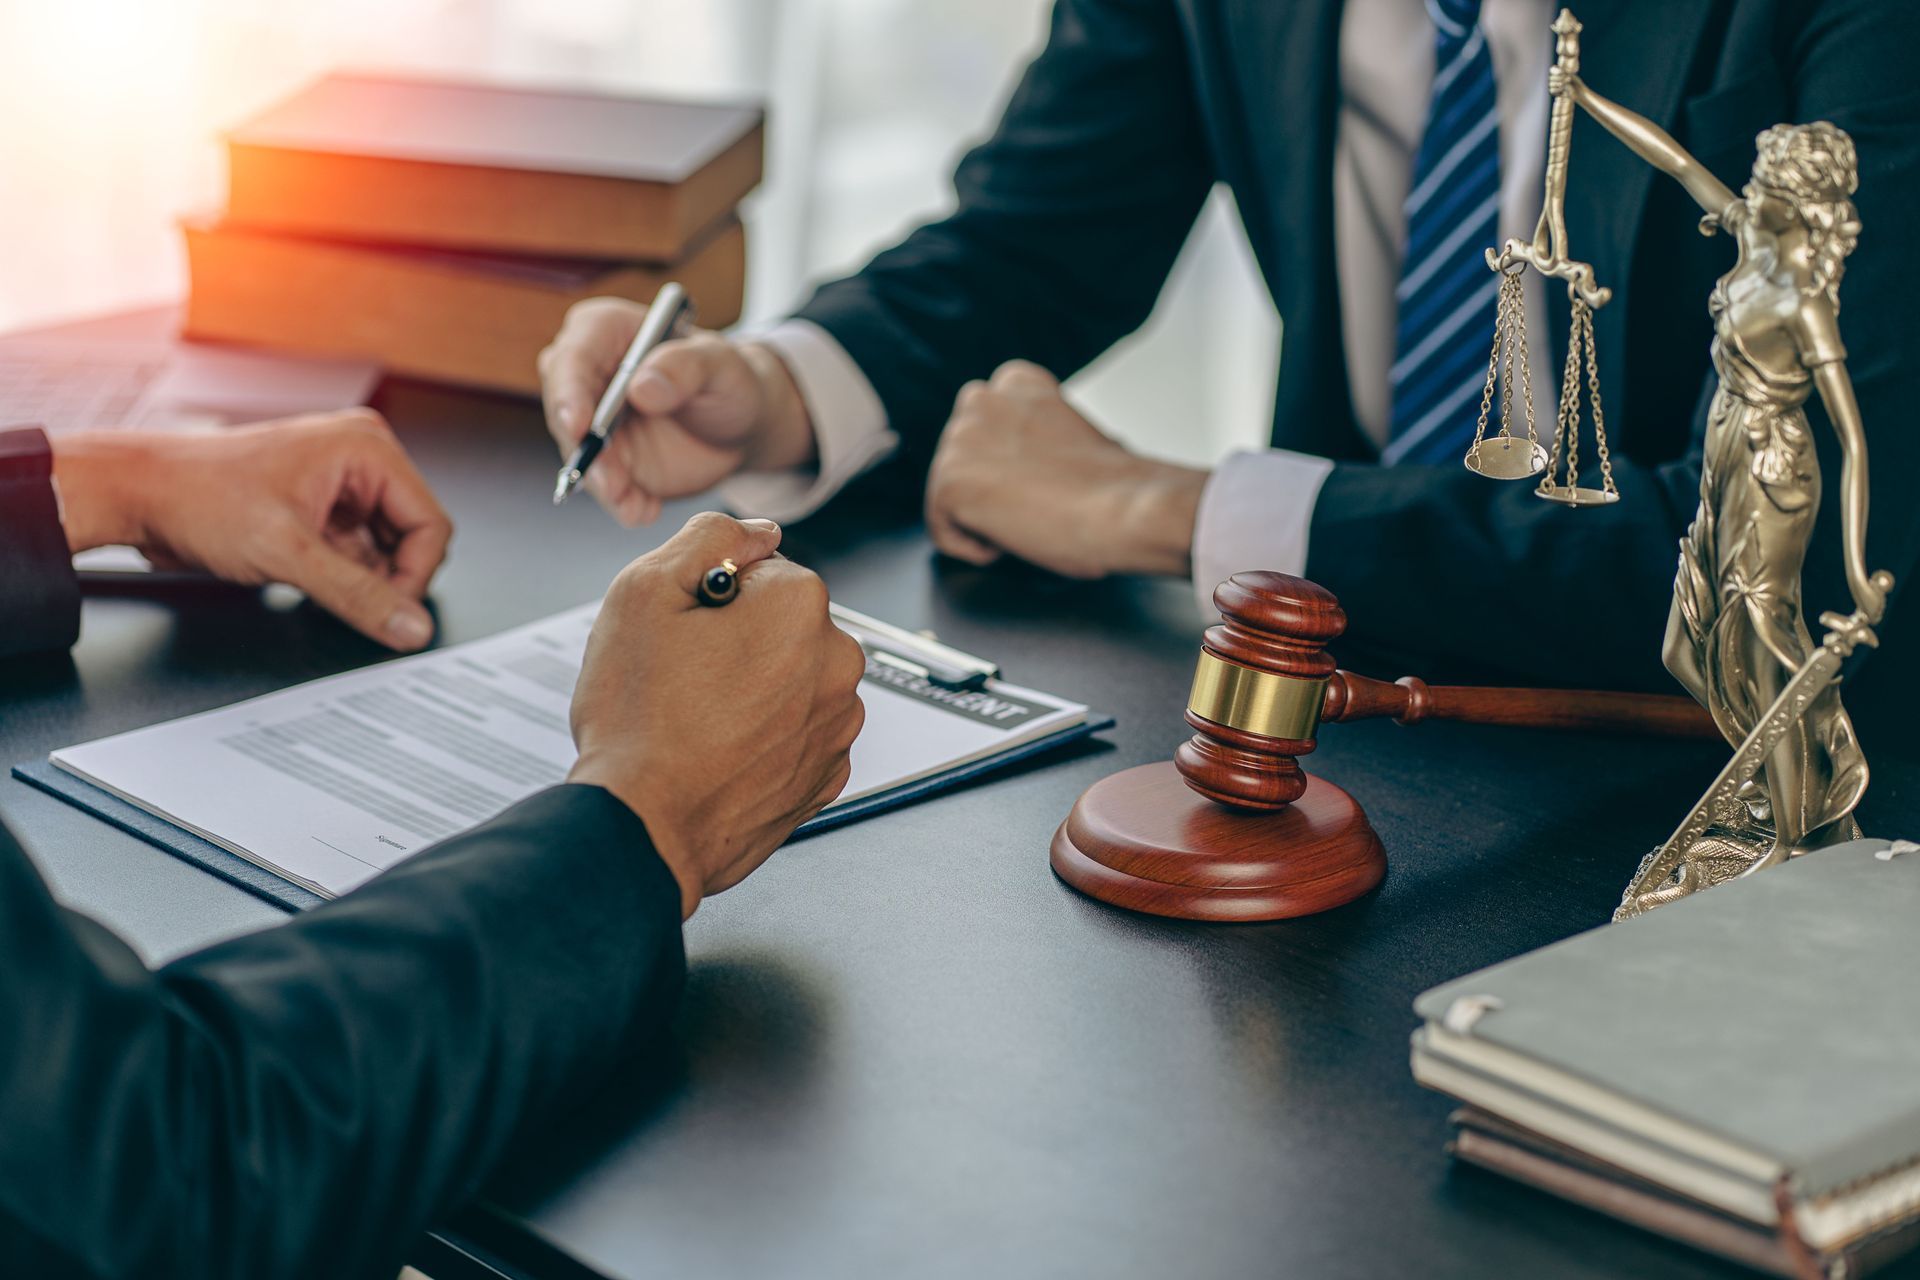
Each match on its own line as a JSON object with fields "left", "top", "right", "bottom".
{"left": 1381, "top": 0, "right": 1502, "bottom": 466}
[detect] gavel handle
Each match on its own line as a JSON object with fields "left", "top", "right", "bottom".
{"left": 1322, "top": 670, "right": 1720, "bottom": 740}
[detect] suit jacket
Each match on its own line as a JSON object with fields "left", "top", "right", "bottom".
{"left": 0, "top": 426, "right": 81, "bottom": 658}
{"left": 796, "top": 0, "right": 1920, "bottom": 690}
{"left": 0, "top": 428, "right": 686, "bottom": 1276}
{"left": 0, "top": 787, "right": 683, "bottom": 1280}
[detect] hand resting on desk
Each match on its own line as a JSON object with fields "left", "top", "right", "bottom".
{"left": 924, "top": 360, "right": 1207, "bottom": 579}
{"left": 50, "top": 410, "right": 453, "bottom": 651}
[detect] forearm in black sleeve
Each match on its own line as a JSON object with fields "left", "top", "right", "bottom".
{"left": 792, "top": 0, "right": 1214, "bottom": 491}
{"left": 0, "top": 426, "right": 82, "bottom": 657}
{"left": 1308, "top": 2, "right": 1920, "bottom": 691}
{"left": 0, "top": 783, "right": 684, "bottom": 1280}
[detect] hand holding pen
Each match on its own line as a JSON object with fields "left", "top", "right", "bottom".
{"left": 551, "top": 282, "right": 695, "bottom": 506}
{"left": 538, "top": 289, "right": 818, "bottom": 526}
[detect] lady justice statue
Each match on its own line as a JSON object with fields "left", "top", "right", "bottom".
{"left": 1540, "top": 57, "right": 1894, "bottom": 915}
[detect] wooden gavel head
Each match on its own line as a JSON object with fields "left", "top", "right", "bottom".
{"left": 1175, "top": 571, "right": 1349, "bottom": 812}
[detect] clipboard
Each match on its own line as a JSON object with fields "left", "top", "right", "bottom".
{"left": 13, "top": 605, "right": 1110, "bottom": 914}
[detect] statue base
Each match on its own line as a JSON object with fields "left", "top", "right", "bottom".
{"left": 1050, "top": 762, "right": 1385, "bottom": 922}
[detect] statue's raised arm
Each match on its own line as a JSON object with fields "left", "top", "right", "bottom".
{"left": 1552, "top": 69, "right": 1738, "bottom": 219}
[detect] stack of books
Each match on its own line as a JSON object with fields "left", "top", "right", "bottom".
{"left": 1412, "top": 838, "right": 1920, "bottom": 1277}
{"left": 185, "top": 73, "right": 762, "bottom": 396}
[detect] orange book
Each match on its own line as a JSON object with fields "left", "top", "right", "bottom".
{"left": 182, "top": 219, "right": 745, "bottom": 397}
{"left": 224, "top": 73, "right": 763, "bottom": 261}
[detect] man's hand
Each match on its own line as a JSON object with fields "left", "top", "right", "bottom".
{"left": 537, "top": 298, "right": 817, "bottom": 527}
{"left": 566, "top": 513, "right": 866, "bottom": 918}
{"left": 924, "top": 361, "right": 1208, "bottom": 579}
{"left": 51, "top": 412, "right": 453, "bottom": 651}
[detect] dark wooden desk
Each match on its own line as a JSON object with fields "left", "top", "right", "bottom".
{"left": 4, "top": 381, "right": 1916, "bottom": 1280}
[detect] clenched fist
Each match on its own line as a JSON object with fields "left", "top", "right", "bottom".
{"left": 924, "top": 361, "right": 1207, "bottom": 579}
{"left": 566, "top": 512, "right": 867, "bottom": 918}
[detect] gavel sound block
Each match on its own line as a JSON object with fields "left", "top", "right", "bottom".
{"left": 1050, "top": 571, "right": 1717, "bottom": 923}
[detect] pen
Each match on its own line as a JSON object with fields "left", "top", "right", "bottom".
{"left": 552, "top": 281, "right": 693, "bottom": 505}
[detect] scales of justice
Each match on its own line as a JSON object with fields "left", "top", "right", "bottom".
{"left": 1052, "top": 9, "right": 1894, "bottom": 923}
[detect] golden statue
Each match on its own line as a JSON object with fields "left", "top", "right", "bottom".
{"left": 1460, "top": 11, "right": 1894, "bottom": 917}
{"left": 1540, "top": 61, "right": 1894, "bottom": 915}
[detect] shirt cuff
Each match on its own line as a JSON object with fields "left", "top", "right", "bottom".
{"left": 1190, "top": 448, "right": 1336, "bottom": 615}
{"left": 717, "top": 319, "right": 898, "bottom": 524}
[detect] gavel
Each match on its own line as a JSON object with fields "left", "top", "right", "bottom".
{"left": 1177, "top": 571, "right": 1716, "bottom": 812}
{"left": 1051, "top": 571, "right": 1717, "bottom": 921}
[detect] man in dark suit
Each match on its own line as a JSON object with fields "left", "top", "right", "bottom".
{"left": 0, "top": 417, "right": 866, "bottom": 1277}
{"left": 540, "top": 0, "right": 1918, "bottom": 691}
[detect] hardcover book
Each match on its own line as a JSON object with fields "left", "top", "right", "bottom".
{"left": 224, "top": 73, "right": 764, "bottom": 260}
{"left": 182, "top": 218, "right": 744, "bottom": 397}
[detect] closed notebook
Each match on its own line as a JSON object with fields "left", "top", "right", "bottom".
{"left": 1411, "top": 838, "right": 1920, "bottom": 1254}
{"left": 224, "top": 73, "right": 764, "bottom": 260}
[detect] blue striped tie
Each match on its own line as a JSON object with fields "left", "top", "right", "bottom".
{"left": 1381, "top": 0, "right": 1503, "bottom": 466}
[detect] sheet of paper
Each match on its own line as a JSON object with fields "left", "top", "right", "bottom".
{"left": 52, "top": 604, "right": 1086, "bottom": 898}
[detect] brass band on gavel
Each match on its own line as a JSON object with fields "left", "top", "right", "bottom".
{"left": 1187, "top": 652, "right": 1328, "bottom": 744}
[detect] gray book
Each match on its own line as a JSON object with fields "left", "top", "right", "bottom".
{"left": 1411, "top": 838, "right": 1920, "bottom": 1254}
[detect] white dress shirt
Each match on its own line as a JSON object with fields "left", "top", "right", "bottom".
{"left": 724, "top": 0, "right": 1554, "bottom": 611}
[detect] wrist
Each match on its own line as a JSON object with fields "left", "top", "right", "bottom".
{"left": 49, "top": 432, "right": 160, "bottom": 552}
{"left": 1104, "top": 460, "right": 1208, "bottom": 577}
{"left": 739, "top": 341, "right": 818, "bottom": 472}
{"left": 567, "top": 755, "right": 702, "bottom": 919}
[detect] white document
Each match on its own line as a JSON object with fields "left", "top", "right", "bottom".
{"left": 52, "top": 605, "right": 1088, "bottom": 899}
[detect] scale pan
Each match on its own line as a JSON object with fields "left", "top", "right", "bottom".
{"left": 1465, "top": 437, "right": 1548, "bottom": 479}
{"left": 1536, "top": 484, "right": 1619, "bottom": 507}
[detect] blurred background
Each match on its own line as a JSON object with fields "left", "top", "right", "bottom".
{"left": 0, "top": 0, "right": 1275, "bottom": 465}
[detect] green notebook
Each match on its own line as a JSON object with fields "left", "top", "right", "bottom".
{"left": 1413, "top": 837, "right": 1920, "bottom": 1254}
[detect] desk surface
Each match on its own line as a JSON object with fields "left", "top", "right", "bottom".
{"left": 5, "top": 378, "right": 1917, "bottom": 1280}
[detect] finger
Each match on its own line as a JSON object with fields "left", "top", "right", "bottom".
{"left": 583, "top": 465, "right": 634, "bottom": 515}
{"left": 926, "top": 485, "right": 1002, "bottom": 566}
{"left": 822, "top": 690, "right": 866, "bottom": 756}
{"left": 602, "top": 424, "right": 664, "bottom": 526}
{"left": 953, "top": 379, "right": 990, "bottom": 414}
{"left": 277, "top": 528, "right": 436, "bottom": 651}
{"left": 625, "top": 336, "right": 726, "bottom": 418}
{"left": 649, "top": 511, "right": 785, "bottom": 593}
{"left": 540, "top": 302, "right": 643, "bottom": 449}
{"left": 989, "top": 359, "right": 1060, "bottom": 397}
{"left": 324, "top": 524, "right": 386, "bottom": 572}
{"left": 358, "top": 442, "right": 453, "bottom": 598}
{"left": 830, "top": 627, "right": 869, "bottom": 696}
{"left": 540, "top": 343, "right": 608, "bottom": 451}
{"left": 804, "top": 755, "right": 855, "bottom": 815}
{"left": 933, "top": 520, "right": 1002, "bottom": 566}
{"left": 616, "top": 489, "right": 663, "bottom": 528}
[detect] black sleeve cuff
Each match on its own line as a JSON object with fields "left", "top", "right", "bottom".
{"left": 0, "top": 426, "right": 81, "bottom": 657}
